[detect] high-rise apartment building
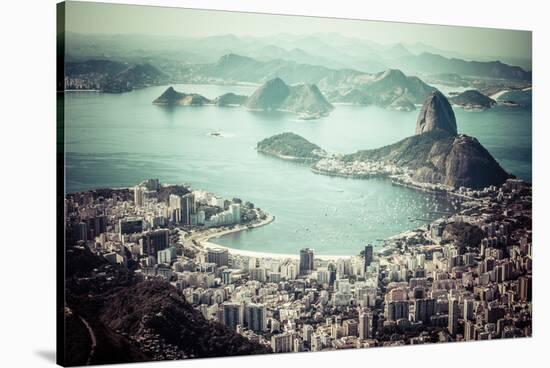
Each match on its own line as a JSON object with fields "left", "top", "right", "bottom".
{"left": 299, "top": 248, "right": 314, "bottom": 275}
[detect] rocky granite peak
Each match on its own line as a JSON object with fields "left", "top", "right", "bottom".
{"left": 415, "top": 91, "right": 457, "bottom": 136}
{"left": 411, "top": 133, "right": 511, "bottom": 188}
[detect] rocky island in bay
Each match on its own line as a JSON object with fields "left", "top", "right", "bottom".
{"left": 214, "top": 92, "right": 248, "bottom": 107}
{"left": 257, "top": 132, "right": 327, "bottom": 161}
{"left": 450, "top": 89, "right": 496, "bottom": 110}
{"left": 153, "top": 86, "right": 213, "bottom": 106}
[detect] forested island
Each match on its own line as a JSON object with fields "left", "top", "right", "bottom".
{"left": 256, "top": 132, "right": 327, "bottom": 161}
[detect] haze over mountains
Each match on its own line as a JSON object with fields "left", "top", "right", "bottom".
{"left": 63, "top": 32, "right": 532, "bottom": 109}
{"left": 65, "top": 32, "right": 532, "bottom": 73}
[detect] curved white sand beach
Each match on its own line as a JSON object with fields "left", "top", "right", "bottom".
{"left": 197, "top": 214, "right": 353, "bottom": 260}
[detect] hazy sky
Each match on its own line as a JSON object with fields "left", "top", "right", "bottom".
{"left": 64, "top": 1, "right": 532, "bottom": 59}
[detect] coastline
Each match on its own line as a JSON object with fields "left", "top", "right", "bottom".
{"left": 197, "top": 214, "right": 356, "bottom": 261}
{"left": 310, "top": 165, "right": 389, "bottom": 180}
{"left": 256, "top": 148, "right": 321, "bottom": 163}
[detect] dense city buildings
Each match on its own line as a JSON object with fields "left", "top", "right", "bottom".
{"left": 64, "top": 177, "right": 532, "bottom": 356}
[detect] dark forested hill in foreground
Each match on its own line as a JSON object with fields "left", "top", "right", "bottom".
{"left": 61, "top": 246, "right": 271, "bottom": 366}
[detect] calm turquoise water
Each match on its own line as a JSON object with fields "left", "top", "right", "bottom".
{"left": 64, "top": 84, "right": 531, "bottom": 255}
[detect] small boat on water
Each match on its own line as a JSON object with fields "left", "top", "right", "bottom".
{"left": 297, "top": 111, "right": 326, "bottom": 120}
{"left": 209, "top": 130, "right": 222, "bottom": 137}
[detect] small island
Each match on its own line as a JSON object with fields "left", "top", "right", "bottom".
{"left": 214, "top": 92, "right": 248, "bottom": 107}
{"left": 153, "top": 86, "right": 212, "bottom": 106}
{"left": 257, "top": 132, "right": 327, "bottom": 161}
{"left": 449, "top": 89, "right": 496, "bottom": 110}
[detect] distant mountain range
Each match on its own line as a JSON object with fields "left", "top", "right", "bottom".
{"left": 184, "top": 54, "right": 435, "bottom": 110}
{"left": 390, "top": 52, "right": 531, "bottom": 81}
{"left": 193, "top": 53, "right": 362, "bottom": 86}
{"left": 65, "top": 32, "right": 532, "bottom": 78}
{"left": 66, "top": 51, "right": 531, "bottom": 116}
{"left": 64, "top": 32, "right": 531, "bottom": 113}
